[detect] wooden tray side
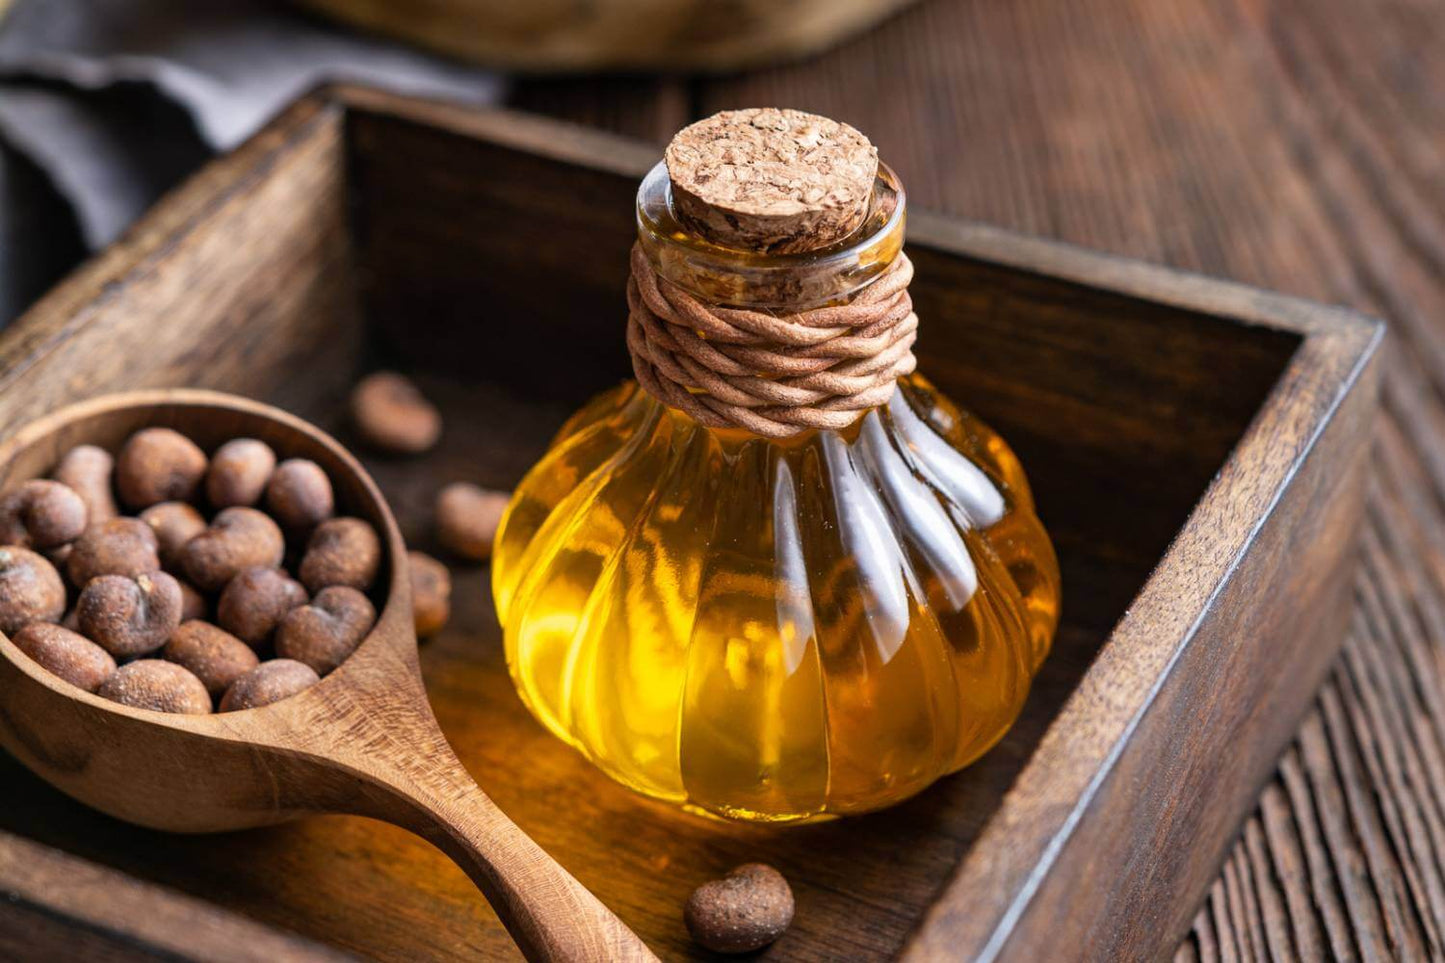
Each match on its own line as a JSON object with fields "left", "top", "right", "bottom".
{"left": 895, "top": 238, "right": 1384, "bottom": 956}
{"left": 0, "top": 831, "right": 351, "bottom": 962}
{"left": 0, "top": 98, "right": 361, "bottom": 437}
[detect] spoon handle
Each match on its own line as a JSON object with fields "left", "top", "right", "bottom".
{"left": 362, "top": 753, "right": 657, "bottom": 963}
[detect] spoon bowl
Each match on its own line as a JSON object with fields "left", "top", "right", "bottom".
{"left": 0, "top": 390, "right": 654, "bottom": 962}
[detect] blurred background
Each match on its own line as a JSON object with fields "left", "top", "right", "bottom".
{"left": 1, "top": 0, "right": 1443, "bottom": 958}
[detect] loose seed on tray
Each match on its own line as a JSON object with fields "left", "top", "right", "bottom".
{"left": 217, "top": 566, "right": 307, "bottom": 648}
{"left": 11, "top": 622, "right": 115, "bottom": 692}
{"left": 67, "top": 517, "right": 161, "bottom": 587}
{"left": 77, "top": 571, "right": 184, "bottom": 658}
{"left": 435, "top": 482, "right": 509, "bottom": 561}
{"left": 351, "top": 371, "right": 442, "bottom": 456}
{"left": 52, "top": 444, "right": 118, "bottom": 525}
{"left": 115, "top": 428, "right": 208, "bottom": 510}
{"left": 275, "top": 585, "right": 376, "bottom": 676}
{"left": 0, "top": 480, "right": 88, "bottom": 550}
{"left": 180, "top": 507, "right": 285, "bottom": 592}
{"left": 139, "top": 501, "right": 207, "bottom": 571}
{"left": 264, "top": 458, "right": 334, "bottom": 531}
{"left": 409, "top": 550, "right": 451, "bottom": 639}
{"left": 219, "top": 658, "right": 321, "bottom": 712}
{"left": 206, "top": 438, "right": 276, "bottom": 509}
{"left": 684, "top": 864, "right": 795, "bottom": 954}
{"left": 98, "top": 659, "right": 211, "bottom": 715}
{"left": 164, "top": 620, "right": 260, "bottom": 698}
{"left": 299, "top": 517, "right": 380, "bottom": 593}
{"left": 0, "top": 547, "right": 66, "bottom": 635}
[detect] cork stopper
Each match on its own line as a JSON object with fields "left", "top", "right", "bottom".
{"left": 664, "top": 108, "right": 879, "bottom": 254}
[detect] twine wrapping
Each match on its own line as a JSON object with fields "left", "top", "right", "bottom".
{"left": 626, "top": 244, "right": 918, "bottom": 438}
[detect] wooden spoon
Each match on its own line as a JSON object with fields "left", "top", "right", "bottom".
{"left": 0, "top": 390, "right": 655, "bottom": 963}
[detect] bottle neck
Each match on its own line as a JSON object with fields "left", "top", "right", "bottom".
{"left": 634, "top": 160, "right": 907, "bottom": 313}
{"left": 626, "top": 161, "right": 916, "bottom": 440}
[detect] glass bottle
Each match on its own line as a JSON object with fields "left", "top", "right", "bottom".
{"left": 492, "top": 113, "right": 1059, "bottom": 823}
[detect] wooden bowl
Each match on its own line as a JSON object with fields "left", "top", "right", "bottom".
{"left": 290, "top": 0, "right": 920, "bottom": 71}
{"left": 0, "top": 390, "right": 653, "bottom": 963}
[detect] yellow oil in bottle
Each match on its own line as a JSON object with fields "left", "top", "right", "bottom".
{"left": 492, "top": 130, "right": 1060, "bottom": 823}
{"left": 493, "top": 375, "right": 1058, "bottom": 822}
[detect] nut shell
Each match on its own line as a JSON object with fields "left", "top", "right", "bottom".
{"left": 275, "top": 585, "right": 376, "bottom": 676}
{"left": 178, "top": 579, "right": 209, "bottom": 622}
{"left": 217, "top": 566, "right": 308, "bottom": 648}
{"left": 12, "top": 622, "right": 116, "bottom": 692}
{"left": 684, "top": 864, "right": 794, "bottom": 954}
{"left": 98, "top": 659, "right": 211, "bottom": 714}
{"left": 52, "top": 445, "right": 118, "bottom": 525}
{"left": 138, "top": 501, "right": 207, "bottom": 572}
{"left": 206, "top": 438, "right": 277, "bottom": 509}
{"left": 115, "top": 428, "right": 208, "bottom": 510}
{"left": 409, "top": 550, "right": 451, "bottom": 639}
{"left": 67, "top": 517, "right": 161, "bottom": 587}
{"left": 219, "top": 659, "right": 321, "bottom": 712}
{"left": 435, "top": 483, "right": 509, "bottom": 561}
{"left": 351, "top": 371, "right": 442, "bottom": 455}
{"left": 0, "top": 547, "right": 66, "bottom": 635}
{"left": 163, "top": 620, "right": 260, "bottom": 698}
{"left": 77, "top": 571, "right": 184, "bottom": 658}
{"left": 0, "top": 480, "right": 89, "bottom": 549}
{"left": 181, "top": 507, "right": 285, "bottom": 592}
{"left": 264, "top": 459, "right": 334, "bottom": 531}
{"left": 299, "top": 517, "right": 381, "bottom": 593}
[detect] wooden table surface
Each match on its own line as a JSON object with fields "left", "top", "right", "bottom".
{"left": 512, "top": 1, "right": 1445, "bottom": 958}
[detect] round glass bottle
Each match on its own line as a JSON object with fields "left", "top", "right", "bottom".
{"left": 492, "top": 114, "right": 1059, "bottom": 823}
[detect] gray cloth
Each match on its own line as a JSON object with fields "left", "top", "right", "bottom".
{"left": 0, "top": 0, "right": 504, "bottom": 323}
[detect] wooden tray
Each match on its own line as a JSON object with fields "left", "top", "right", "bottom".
{"left": 0, "top": 87, "right": 1383, "bottom": 962}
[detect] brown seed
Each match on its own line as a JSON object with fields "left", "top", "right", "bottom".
{"left": 67, "top": 517, "right": 161, "bottom": 587}
{"left": 409, "top": 551, "right": 451, "bottom": 639}
{"left": 181, "top": 507, "right": 285, "bottom": 592}
{"left": 115, "top": 428, "right": 208, "bottom": 510}
{"left": 77, "top": 571, "right": 184, "bottom": 658}
{"left": 435, "top": 483, "right": 509, "bottom": 561}
{"left": 219, "top": 659, "right": 320, "bottom": 712}
{"left": 45, "top": 542, "right": 73, "bottom": 571}
{"left": 275, "top": 585, "right": 376, "bottom": 676}
{"left": 298, "top": 517, "right": 381, "bottom": 593}
{"left": 98, "top": 660, "right": 211, "bottom": 714}
{"left": 163, "top": 620, "right": 259, "bottom": 698}
{"left": 684, "top": 864, "right": 794, "bottom": 954}
{"left": 216, "top": 566, "right": 307, "bottom": 648}
{"left": 178, "top": 580, "right": 208, "bottom": 622}
{"left": 52, "top": 445, "right": 118, "bottom": 525}
{"left": 0, "top": 547, "right": 66, "bottom": 635}
{"left": 264, "top": 459, "right": 334, "bottom": 531}
{"left": 12, "top": 622, "right": 115, "bottom": 692}
{"left": 205, "top": 438, "right": 276, "bottom": 509}
{"left": 138, "top": 501, "right": 207, "bottom": 571}
{"left": 351, "top": 371, "right": 442, "bottom": 455}
{"left": 0, "top": 480, "right": 88, "bottom": 550}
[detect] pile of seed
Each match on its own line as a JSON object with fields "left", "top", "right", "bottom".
{"left": 1, "top": 428, "right": 390, "bottom": 714}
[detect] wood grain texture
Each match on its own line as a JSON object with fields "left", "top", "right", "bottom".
{"left": 0, "top": 831, "right": 356, "bottom": 963}
{"left": 512, "top": 0, "right": 1445, "bottom": 955}
{"left": 0, "top": 89, "right": 1377, "bottom": 960}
